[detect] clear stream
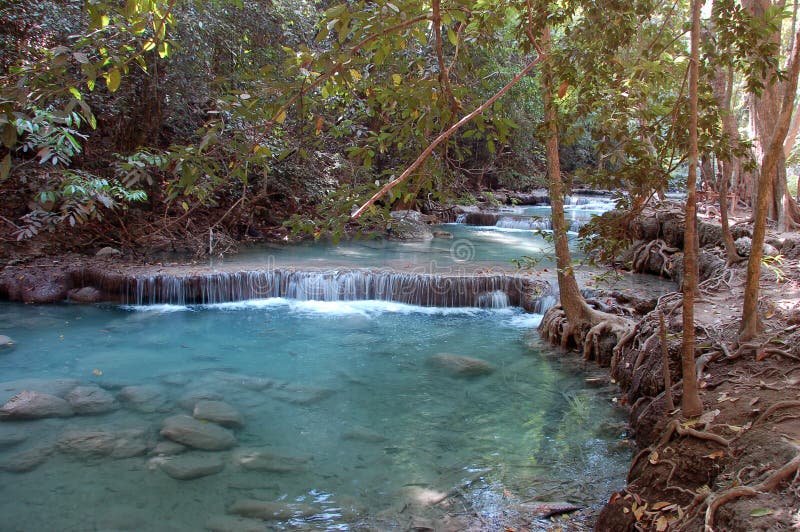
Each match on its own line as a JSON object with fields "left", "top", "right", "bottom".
{"left": 0, "top": 197, "right": 652, "bottom": 531}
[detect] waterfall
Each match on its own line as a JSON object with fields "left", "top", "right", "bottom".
{"left": 495, "top": 216, "right": 553, "bottom": 231}
{"left": 77, "top": 269, "right": 546, "bottom": 309}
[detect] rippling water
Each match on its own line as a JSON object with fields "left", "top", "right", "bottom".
{"left": 0, "top": 300, "right": 629, "bottom": 531}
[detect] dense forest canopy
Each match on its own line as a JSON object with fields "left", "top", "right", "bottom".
{"left": 1, "top": 0, "right": 799, "bottom": 251}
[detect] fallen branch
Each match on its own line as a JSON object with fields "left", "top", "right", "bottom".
{"left": 351, "top": 54, "right": 544, "bottom": 219}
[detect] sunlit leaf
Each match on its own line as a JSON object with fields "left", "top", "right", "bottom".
{"left": 106, "top": 67, "right": 121, "bottom": 92}
{"left": 750, "top": 508, "right": 773, "bottom": 517}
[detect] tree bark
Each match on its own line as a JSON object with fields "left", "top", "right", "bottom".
{"left": 682, "top": 0, "right": 704, "bottom": 418}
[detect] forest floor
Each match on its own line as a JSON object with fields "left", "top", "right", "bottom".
{"left": 1, "top": 206, "right": 799, "bottom": 531}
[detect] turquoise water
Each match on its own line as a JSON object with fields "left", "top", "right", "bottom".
{"left": 217, "top": 224, "right": 566, "bottom": 272}
{"left": 0, "top": 300, "right": 629, "bottom": 531}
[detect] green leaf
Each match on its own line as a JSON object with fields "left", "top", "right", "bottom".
{"left": 106, "top": 67, "right": 121, "bottom": 92}
{"left": 69, "top": 87, "right": 82, "bottom": 100}
{"left": 447, "top": 28, "right": 458, "bottom": 46}
{"left": 0, "top": 154, "right": 10, "bottom": 181}
{"left": 158, "top": 40, "right": 169, "bottom": 59}
{"left": 750, "top": 508, "right": 773, "bottom": 517}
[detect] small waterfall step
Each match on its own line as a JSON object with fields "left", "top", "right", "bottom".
{"left": 76, "top": 268, "right": 550, "bottom": 310}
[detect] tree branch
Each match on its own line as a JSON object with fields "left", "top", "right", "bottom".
{"left": 350, "top": 54, "right": 544, "bottom": 220}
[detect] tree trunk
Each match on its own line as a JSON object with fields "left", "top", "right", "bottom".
{"left": 741, "top": 26, "right": 800, "bottom": 340}
{"left": 541, "top": 28, "right": 595, "bottom": 329}
{"left": 709, "top": 24, "right": 744, "bottom": 263}
{"left": 682, "top": 0, "right": 704, "bottom": 418}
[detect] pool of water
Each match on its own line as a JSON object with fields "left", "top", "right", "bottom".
{"left": 0, "top": 300, "right": 629, "bottom": 531}
{"left": 212, "top": 224, "right": 573, "bottom": 273}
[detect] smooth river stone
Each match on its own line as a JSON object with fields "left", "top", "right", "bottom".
{"left": 193, "top": 400, "right": 244, "bottom": 428}
{"left": 428, "top": 353, "right": 495, "bottom": 377}
{"left": 232, "top": 448, "right": 311, "bottom": 472}
{"left": 119, "top": 384, "right": 168, "bottom": 413}
{"left": 177, "top": 390, "right": 224, "bottom": 410}
{"left": 57, "top": 428, "right": 149, "bottom": 459}
{"left": 65, "top": 386, "right": 118, "bottom": 415}
{"left": 158, "top": 452, "right": 225, "bottom": 480}
{"left": 161, "top": 415, "right": 236, "bottom": 451}
{"left": 149, "top": 440, "right": 187, "bottom": 456}
{"left": 0, "top": 390, "right": 74, "bottom": 419}
{"left": 228, "top": 499, "right": 318, "bottom": 521}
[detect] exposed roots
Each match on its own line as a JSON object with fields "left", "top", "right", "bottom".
{"left": 631, "top": 238, "right": 678, "bottom": 277}
{"left": 540, "top": 304, "right": 633, "bottom": 365}
{"left": 753, "top": 400, "right": 800, "bottom": 427}
{"left": 703, "top": 454, "right": 800, "bottom": 531}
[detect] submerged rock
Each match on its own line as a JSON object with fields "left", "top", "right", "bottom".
{"left": 518, "top": 501, "right": 582, "bottom": 518}
{"left": 119, "top": 384, "right": 168, "bottom": 413}
{"left": 0, "top": 390, "right": 74, "bottom": 419}
{"left": 0, "top": 378, "right": 80, "bottom": 404}
{"left": 0, "top": 445, "right": 53, "bottom": 473}
{"left": 65, "top": 386, "right": 117, "bottom": 415}
{"left": 213, "top": 372, "right": 275, "bottom": 391}
{"left": 0, "top": 425, "right": 28, "bottom": 449}
{"left": 428, "top": 353, "right": 495, "bottom": 377}
{"left": 178, "top": 390, "right": 225, "bottom": 410}
{"left": 271, "top": 384, "right": 335, "bottom": 406}
{"left": 193, "top": 400, "right": 244, "bottom": 428}
{"left": 432, "top": 230, "right": 454, "bottom": 239}
{"left": 57, "top": 428, "right": 149, "bottom": 459}
{"left": 158, "top": 452, "right": 225, "bottom": 480}
{"left": 0, "top": 335, "right": 14, "bottom": 350}
{"left": 161, "top": 415, "right": 236, "bottom": 451}
{"left": 342, "top": 426, "right": 388, "bottom": 443}
{"left": 205, "top": 515, "right": 267, "bottom": 532}
{"left": 228, "top": 499, "right": 318, "bottom": 521}
{"left": 232, "top": 448, "right": 311, "bottom": 472}
{"left": 150, "top": 440, "right": 187, "bottom": 456}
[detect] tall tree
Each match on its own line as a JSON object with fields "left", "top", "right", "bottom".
{"left": 740, "top": 24, "right": 800, "bottom": 340}
{"left": 682, "top": 0, "right": 704, "bottom": 418}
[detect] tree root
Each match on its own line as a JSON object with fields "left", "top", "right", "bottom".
{"left": 753, "top": 400, "right": 800, "bottom": 427}
{"left": 704, "top": 454, "right": 800, "bottom": 531}
{"left": 659, "top": 419, "right": 731, "bottom": 448}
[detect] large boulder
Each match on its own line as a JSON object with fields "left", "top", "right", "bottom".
{"left": 160, "top": 415, "right": 236, "bottom": 451}
{"left": 193, "top": 400, "right": 244, "bottom": 428}
{"left": 387, "top": 211, "right": 434, "bottom": 241}
{"left": 0, "top": 267, "right": 70, "bottom": 303}
{"left": 65, "top": 386, "right": 118, "bottom": 415}
{"left": 0, "top": 390, "right": 74, "bottom": 419}
{"left": 157, "top": 453, "right": 225, "bottom": 480}
{"left": 428, "top": 353, "right": 495, "bottom": 377}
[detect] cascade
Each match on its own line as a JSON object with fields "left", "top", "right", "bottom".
{"left": 76, "top": 268, "right": 544, "bottom": 309}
